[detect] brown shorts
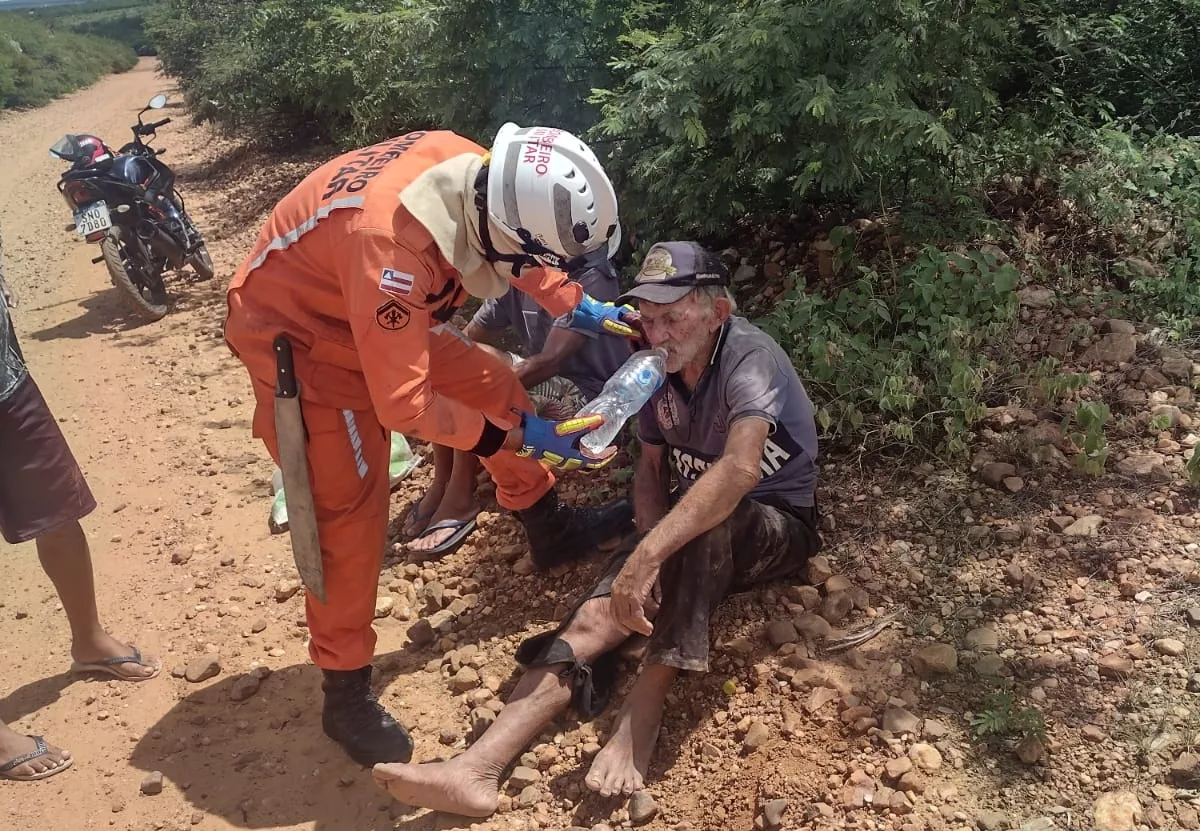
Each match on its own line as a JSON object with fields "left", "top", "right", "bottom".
{"left": 0, "top": 376, "right": 96, "bottom": 544}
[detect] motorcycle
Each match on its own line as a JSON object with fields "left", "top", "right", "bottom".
{"left": 49, "top": 94, "right": 213, "bottom": 321}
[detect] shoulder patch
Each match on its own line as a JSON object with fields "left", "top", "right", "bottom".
{"left": 375, "top": 299, "right": 411, "bottom": 331}
{"left": 380, "top": 268, "right": 415, "bottom": 297}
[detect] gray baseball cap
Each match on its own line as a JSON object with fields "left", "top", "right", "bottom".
{"left": 616, "top": 241, "right": 730, "bottom": 305}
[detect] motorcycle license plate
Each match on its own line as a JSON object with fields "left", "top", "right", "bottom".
{"left": 74, "top": 202, "right": 112, "bottom": 238}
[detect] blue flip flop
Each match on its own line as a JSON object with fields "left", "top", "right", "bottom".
{"left": 407, "top": 517, "right": 478, "bottom": 559}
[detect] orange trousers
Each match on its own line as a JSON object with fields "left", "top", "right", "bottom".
{"left": 249, "top": 324, "right": 555, "bottom": 670}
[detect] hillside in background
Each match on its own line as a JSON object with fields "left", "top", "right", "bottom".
{"left": 0, "top": 0, "right": 148, "bottom": 109}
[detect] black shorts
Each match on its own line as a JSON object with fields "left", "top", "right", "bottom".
{"left": 0, "top": 376, "right": 96, "bottom": 544}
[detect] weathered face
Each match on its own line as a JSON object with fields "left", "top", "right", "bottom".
{"left": 638, "top": 292, "right": 725, "bottom": 373}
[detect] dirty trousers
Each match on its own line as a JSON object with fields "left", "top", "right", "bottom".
{"left": 590, "top": 497, "right": 821, "bottom": 672}
{"left": 247, "top": 325, "right": 555, "bottom": 670}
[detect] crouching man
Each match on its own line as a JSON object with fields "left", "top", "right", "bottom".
{"left": 373, "top": 241, "right": 822, "bottom": 815}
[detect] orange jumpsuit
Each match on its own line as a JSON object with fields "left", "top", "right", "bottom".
{"left": 225, "top": 131, "right": 582, "bottom": 670}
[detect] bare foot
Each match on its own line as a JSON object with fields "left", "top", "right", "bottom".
{"left": 71, "top": 631, "right": 159, "bottom": 680}
{"left": 373, "top": 757, "right": 500, "bottom": 817}
{"left": 0, "top": 725, "right": 72, "bottom": 779}
{"left": 584, "top": 697, "right": 662, "bottom": 797}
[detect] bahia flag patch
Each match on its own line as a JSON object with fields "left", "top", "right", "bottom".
{"left": 379, "top": 268, "right": 415, "bottom": 297}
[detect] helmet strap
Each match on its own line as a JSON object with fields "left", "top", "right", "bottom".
{"left": 476, "top": 205, "right": 536, "bottom": 277}
{"left": 471, "top": 162, "right": 600, "bottom": 276}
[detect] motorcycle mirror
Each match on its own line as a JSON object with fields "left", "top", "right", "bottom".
{"left": 148, "top": 94, "right": 168, "bottom": 110}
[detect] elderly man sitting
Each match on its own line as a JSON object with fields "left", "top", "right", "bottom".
{"left": 373, "top": 241, "right": 821, "bottom": 815}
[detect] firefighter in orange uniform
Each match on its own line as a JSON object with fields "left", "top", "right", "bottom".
{"left": 225, "top": 124, "right": 637, "bottom": 766}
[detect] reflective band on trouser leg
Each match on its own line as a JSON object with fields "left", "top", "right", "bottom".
{"left": 342, "top": 409, "right": 369, "bottom": 479}
{"left": 248, "top": 378, "right": 391, "bottom": 669}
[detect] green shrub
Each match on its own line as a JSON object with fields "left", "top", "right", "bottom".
{"left": 0, "top": 11, "right": 137, "bottom": 110}
{"left": 31, "top": 0, "right": 156, "bottom": 56}
{"left": 759, "top": 240, "right": 1023, "bottom": 455}
{"left": 1064, "top": 401, "right": 1111, "bottom": 476}
{"left": 148, "top": 0, "right": 624, "bottom": 146}
{"left": 970, "top": 682, "right": 1046, "bottom": 744}
{"left": 1038, "top": 0, "right": 1200, "bottom": 134}
{"left": 1055, "top": 128, "right": 1200, "bottom": 338}
{"left": 143, "top": 0, "right": 1200, "bottom": 460}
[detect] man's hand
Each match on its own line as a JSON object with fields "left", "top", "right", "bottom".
{"left": 609, "top": 551, "right": 659, "bottom": 636}
{"left": 507, "top": 411, "right": 616, "bottom": 471}
{"left": 0, "top": 276, "right": 15, "bottom": 309}
{"left": 570, "top": 294, "right": 642, "bottom": 339}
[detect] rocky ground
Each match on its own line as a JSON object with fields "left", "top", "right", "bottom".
{"left": 0, "top": 61, "right": 1197, "bottom": 831}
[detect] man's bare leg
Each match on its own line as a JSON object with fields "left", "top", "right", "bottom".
{"left": 0, "top": 721, "right": 70, "bottom": 778}
{"left": 408, "top": 451, "right": 480, "bottom": 552}
{"left": 584, "top": 662, "right": 677, "bottom": 797}
{"left": 36, "top": 520, "right": 156, "bottom": 678}
{"left": 373, "top": 597, "right": 629, "bottom": 816}
{"left": 402, "top": 444, "right": 454, "bottom": 538}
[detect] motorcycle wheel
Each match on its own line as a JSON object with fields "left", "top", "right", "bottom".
{"left": 101, "top": 228, "right": 168, "bottom": 322}
{"left": 186, "top": 241, "right": 215, "bottom": 281}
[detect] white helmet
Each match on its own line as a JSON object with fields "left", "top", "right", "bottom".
{"left": 482, "top": 123, "right": 620, "bottom": 271}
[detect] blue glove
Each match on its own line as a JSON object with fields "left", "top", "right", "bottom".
{"left": 570, "top": 293, "right": 640, "bottom": 338}
{"left": 514, "top": 411, "right": 614, "bottom": 472}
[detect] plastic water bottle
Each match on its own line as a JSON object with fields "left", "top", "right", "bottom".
{"left": 576, "top": 347, "right": 668, "bottom": 455}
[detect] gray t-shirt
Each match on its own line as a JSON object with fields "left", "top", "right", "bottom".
{"left": 472, "top": 249, "right": 631, "bottom": 399}
{"left": 637, "top": 317, "right": 819, "bottom": 509}
{"left": 0, "top": 230, "right": 27, "bottom": 403}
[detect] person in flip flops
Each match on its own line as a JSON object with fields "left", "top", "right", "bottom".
{"left": 0, "top": 237, "right": 160, "bottom": 782}
{"left": 402, "top": 244, "right": 632, "bottom": 558}
{"left": 373, "top": 242, "right": 823, "bottom": 815}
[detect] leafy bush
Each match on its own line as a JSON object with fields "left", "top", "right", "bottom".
{"left": 595, "top": 0, "right": 1040, "bottom": 237}
{"left": 0, "top": 11, "right": 137, "bottom": 110}
{"left": 1055, "top": 128, "right": 1200, "bottom": 337}
{"left": 144, "top": 0, "right": 1200, "bottom": 458}
{"left": 759, "top": 239, "right": 1023, "bottom": 455}
{"left": 1039, "top": 0, "right": 1200, "bottom": 134}
{"left": 32, "top": 0, "right": 156, "bottom": 56}
{"left": 148, "top": 0, "right": 623, "bottom": 146}
{"left": 147, "top": 0, "right": 1200, "bottom": 240}
{"left": 159, "top": 1, "right": 437, "bottom": 142}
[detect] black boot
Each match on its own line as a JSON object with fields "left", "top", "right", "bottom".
{"left": 518, "top": 489, "right": 634, "bottom": 570}
{"left": 321, "top": 667, "right": 413, "bottom": 766}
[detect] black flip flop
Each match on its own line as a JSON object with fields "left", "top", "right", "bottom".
{"left": 0, "top": 736, "right": 73, "bottom": 781}
{"left": 407, "top": 517, "right": 477, "bottom": 559}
